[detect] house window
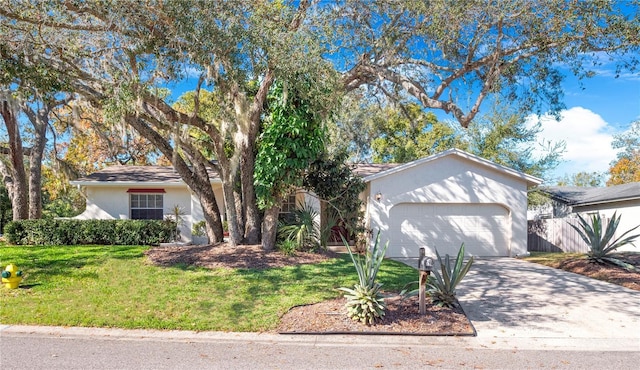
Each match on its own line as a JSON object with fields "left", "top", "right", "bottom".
{"left": 130, "top": 193, "right": 164, "bottom": 220}
{"left": 280, "top": 192, "right": 298, "bottom": 214}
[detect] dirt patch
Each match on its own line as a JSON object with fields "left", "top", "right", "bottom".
{"left": 556, "top": 253, "right": 640, "bottom": 291}
{"left": 145, "top": 243, "right": 474, "bottom": 336}
{"left": 524, "top": 252, "right": 640, "bottom": 291}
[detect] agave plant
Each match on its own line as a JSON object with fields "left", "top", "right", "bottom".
{"left": 338, "top": 231, "right": 388, "bottom": 325}
{"left": 569, "top": 212, "right": 640, "bottom": 270}
{"left": 426, "top": 244, "right": 474, "bottom": 308}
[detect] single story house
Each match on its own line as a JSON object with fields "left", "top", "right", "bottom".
{"left": 70, "top": 149, "right": 541, "bottom": 257}
{"left": 538, "top": 183, "right": 640, "bottom": 252}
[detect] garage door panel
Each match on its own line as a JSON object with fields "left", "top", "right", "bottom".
{"left": 388, "top": 203, "right": 509, "bottom": 257}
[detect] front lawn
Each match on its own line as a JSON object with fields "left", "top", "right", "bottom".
{"left": 0, "top": 244, "right": 416, "bottom": 332}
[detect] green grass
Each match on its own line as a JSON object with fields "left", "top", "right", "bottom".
{"left": 0, "top": 244, "right": 416, "bottom": 332}
{"left": 521, "top": 252, "right": 585, "bottom": 267}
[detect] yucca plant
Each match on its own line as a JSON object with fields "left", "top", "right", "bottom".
{"left": 569, "top": 212, "right": 640, "bottom": 270}
{"left": 338, "top": 231, "right": 388, "bottom": 325}
{"left": 427, "top": 244, "right": 474, "bottom": 308}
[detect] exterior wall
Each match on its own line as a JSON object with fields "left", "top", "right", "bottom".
{"left": 165, "top": 187, "right": 194, "bottom": 242}
{"left": 572, "top": 199, "right": 640, "bottom": 252}
{"left": 75, "top": 186, "right": 130, "bottom": 220}
{"left": 366, "top": 155, "right": 529, "bottom": 257}
{"left": 75, "top": 184, "right": 225, "bottom": 244}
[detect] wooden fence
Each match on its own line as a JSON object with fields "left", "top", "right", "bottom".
{"left": 527, "top": 218, "right": 607, "bottom": 253}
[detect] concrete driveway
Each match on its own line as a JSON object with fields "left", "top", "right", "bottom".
{"left": 395, "top": 256, "right": 640, "bottom": 347}
{"left": 458, "top": 258, "right": 640, "bottom": 340}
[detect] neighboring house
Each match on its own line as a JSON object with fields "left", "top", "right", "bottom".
{"left": 70, "top": 149, "right": 541, "bottom": 257}
{"left": 538, "top": 183, "right": 640, "bottom": 252}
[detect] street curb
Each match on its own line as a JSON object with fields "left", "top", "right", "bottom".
{"left": 2, "top": 325, "right": 639, "bottom": 352}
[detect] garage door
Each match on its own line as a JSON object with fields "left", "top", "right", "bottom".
{"left": 386, "top": 203, "right": 510, "bottom": 257}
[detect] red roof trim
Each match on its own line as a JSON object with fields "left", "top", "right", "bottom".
{"left": 126, "top": 188, "right": 166, "bottom": 193}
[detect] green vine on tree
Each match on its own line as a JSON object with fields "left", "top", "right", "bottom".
{"left": 254, "top": 81, "right": 326, "bottom": 209}
{"left": 254, "top": 79, "right": 327, "bottom": 250}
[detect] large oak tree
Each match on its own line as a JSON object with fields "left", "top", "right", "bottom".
{"left": 1, "top": 0, "right": 638, "bottom": 248}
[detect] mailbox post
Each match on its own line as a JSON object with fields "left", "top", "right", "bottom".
{"left": 418, "top": 248, "right": 433, "bottom": 315}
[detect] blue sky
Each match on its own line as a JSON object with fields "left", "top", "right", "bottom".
{"left": 527, "top": 66, "right": 639, "bottom": 183}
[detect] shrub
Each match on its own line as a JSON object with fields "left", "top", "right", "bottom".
{"left": 569, "top": 212, "right": 640, "bottom": 270}
{"left": 427, "top": 244, "right": 474, "bottom": 308}
{"left": 3, "top": 221, "right": 26, "bottom": 244}
{"left": 3, "top": 219, "right": 175, "bottom": 246}
{"left": 338, "top": 231, "right": 388, "bottom": 325}
{"left": 276, "top": 239, "right": 298, "bottom": 256}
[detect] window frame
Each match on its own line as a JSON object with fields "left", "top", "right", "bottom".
{"left": 280, "top": 192, "right": 298, "bottom": 215}
{"left": 129, "top": 192, "right": 165, "bottom": 220}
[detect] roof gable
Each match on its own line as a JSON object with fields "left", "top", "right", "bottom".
{"left": 351, "top": 163, "right": 401, "bottom": 177}
{"left": 362, "top": 148, "right": 542, "bottom": 187}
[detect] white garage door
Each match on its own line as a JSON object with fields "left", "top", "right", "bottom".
{"left": 386, "top": 203, "right": 510, "bottom": 257}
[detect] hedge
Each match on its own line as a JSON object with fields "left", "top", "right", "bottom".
{"left": 3, "top": 219, "right": 176, "bottom": 246}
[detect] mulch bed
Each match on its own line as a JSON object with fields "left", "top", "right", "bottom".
{"left": 145, "top": 243, "right": 337, "bottom": 270}
{"left": 276, "top": 295, "right": 475, "bottom": 336}
{"left": 555, "top": 253, "right": 640, "bottom": 291}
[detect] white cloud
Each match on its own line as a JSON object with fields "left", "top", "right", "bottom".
{"left": 527, "top": 107, "right": 621, "bottom": 178}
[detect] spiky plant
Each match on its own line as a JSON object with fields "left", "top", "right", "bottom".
{"left": 319, "top": 208, "right": 339, "bottom": 249}
{"left": 338, "top": 231, "right": 388, "bottom": 325}
{"left": 569, "top": 212, "right": 640, "bottom": 270}
{"left": 278, "top": 202, "right": 320, "bottom": 251}
{"left": 427, "top": 244, "right": 474, "bottom": 308}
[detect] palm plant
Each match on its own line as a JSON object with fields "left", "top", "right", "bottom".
{"left": 277, "top": 201, "right": 320, "bottom": 251}
{"left": 569, "top": 212, "right": 640, "bottom": 270}
{"left": 319, "top": 207, "right": 339, "bottom": 249}
{"left": 167, "top": 204, "right": 186, "bottom": 241}
{"left": 426, "top": 244, "right": 474, "bottom": 308}
{"left": 338, "top": 231, "right": 388, "bottom": 325}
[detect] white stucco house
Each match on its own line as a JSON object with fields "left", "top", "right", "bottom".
{"left": 70, "top": 149, "right": 541, "bottom": 257}
{"left": 356, "top": 149, "right": 541, "bottom": 258}
{"left": 70, "top": 166, "right": 224, "bottom": 244}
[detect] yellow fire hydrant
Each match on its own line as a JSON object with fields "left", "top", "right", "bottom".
{"left": 1, "top": 264, "right": 23, "bottom": 289}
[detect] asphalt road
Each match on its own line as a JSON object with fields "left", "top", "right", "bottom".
{"left": 1, "top": 327, "right": 639, "bottom": 370}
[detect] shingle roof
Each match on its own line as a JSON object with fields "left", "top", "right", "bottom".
{"left": 71, "top": 166, "right": 220, "bottom": 184}
{"left": 351, "top": 163, "right": 401, "bottom": 177}
{"left": 71, "top": 163, "right": 394, "bottom": 185}
{"left": 71, "top": 150, "right": 543, "bottom": 186}
{"left": 542, "top": 182, "right": 640, "bottom": 206}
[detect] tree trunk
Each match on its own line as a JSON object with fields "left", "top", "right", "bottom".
{"left": 1, "top": 99, "right": 28, "bottom": 220}
{"left": 27, "top": 105, "right": 49, "bottom": 219}
{"left": 124, "top": 114, "right": 225, "bottom": 242}
{"left": 261, "top": 204, "right": 280, "bottom": 251}
{"left": 241, "top": 147, "right": 261, "bottom": 244}
{"left": 233, "top": 170, "right": 245, "bottom": 242}
{"left": 197, "top": 184, "right": 225, "bottom": 244}
{"left": 222, "top": 179, "right": 241, "bottom": 247}
{"left": 241, "top": 69, "right": 274, "bottom": 244}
